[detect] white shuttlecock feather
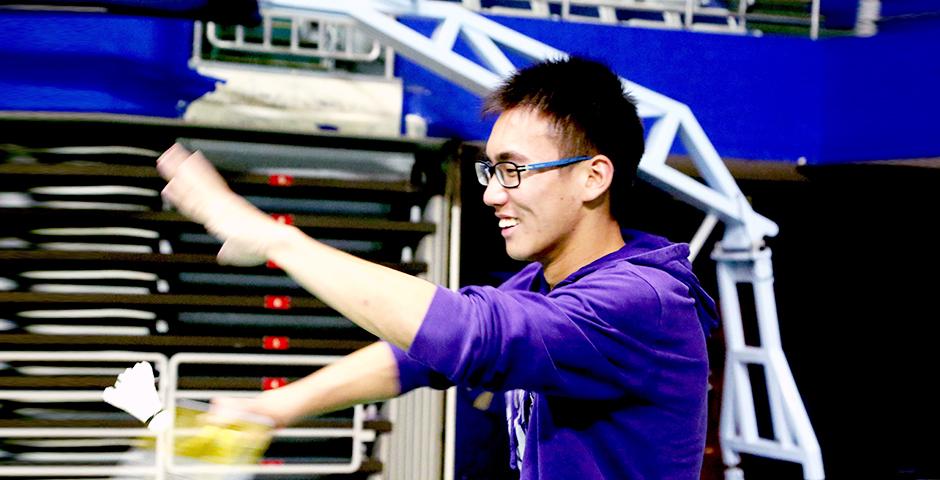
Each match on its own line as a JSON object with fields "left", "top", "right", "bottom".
{"left": 102, "top": 361, "right": 170, "bottom": 432}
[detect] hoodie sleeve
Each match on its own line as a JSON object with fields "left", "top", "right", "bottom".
{"left": 388, "top": 342, "right": 454, "bottom": 394}
{"left": 406, "top": 266, "right": 708, "bottom": 401}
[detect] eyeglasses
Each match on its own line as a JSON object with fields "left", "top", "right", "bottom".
{"left": 474, "top": 155, "right": 592, "bottom": 188}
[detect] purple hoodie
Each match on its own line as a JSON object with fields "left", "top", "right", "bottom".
{"left": 392, "top": 230, "right": 717, "bottom": 479}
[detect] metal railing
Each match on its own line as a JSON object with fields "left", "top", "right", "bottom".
{"left": 194, "top": 9, "right": 393, "bottom": 75}
{"left": 461, "top": 0, "right": 826, "bottom": 38}
{"left": 0, "top": 351, "right": 378, "bottom": 478}
{"left": 206, "top": 9, "right": 383, "bottom": 62}
{"left": 0, "top": 351, "right": 170, "bottom": 479}
{"left": 165, "top": 352, "right": 368, "bottom": 476}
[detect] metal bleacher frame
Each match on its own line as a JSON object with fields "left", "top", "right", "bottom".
{"left": 461, "top": 0, "right": 747, "bottom": 33}
{"left": 455, "top": 0, "right": 827, "bottom": 39}
{"left": 251, "top": 1, "right": 825, "bottom": 479}
{"left": 0, "top": 112, "right": 459, "bottom": 479}
{"left": 195, "top": 8, "right": 396, "bottom": 76}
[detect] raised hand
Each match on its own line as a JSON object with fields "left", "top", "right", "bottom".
{"left": 157, "top": 143, "right": 292, "bottom": 266}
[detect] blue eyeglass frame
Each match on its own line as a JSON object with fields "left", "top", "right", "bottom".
{"left": 475, "top": 155, "right": 593, "bottom": 188}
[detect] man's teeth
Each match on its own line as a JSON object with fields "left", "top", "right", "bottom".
{"left": 499, "top": 218, "right": 519, "bottom": 228}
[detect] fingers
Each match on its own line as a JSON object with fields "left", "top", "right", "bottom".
{"left": 158, "top": 144, "right": 232, "bottom": 195}
{"left": 158, "top": 142, "right": 241, "bottom": 225}
{"left": 157, "top": 144, "right": 204, "bottom": 211}
{"left": 156, "top": 143, "right": 190, "bottom": 180}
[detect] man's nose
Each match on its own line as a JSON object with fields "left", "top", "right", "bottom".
{"left": 482, "top": 176, "right": 508, "bottom": 207}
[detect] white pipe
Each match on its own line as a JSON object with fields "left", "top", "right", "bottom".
{"left": 810, "top": 0, "right": 820, "bottom": 39}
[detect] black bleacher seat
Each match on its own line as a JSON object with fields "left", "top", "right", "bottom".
{"left": 0, "top": 111, "right": 456, "bottom": 478}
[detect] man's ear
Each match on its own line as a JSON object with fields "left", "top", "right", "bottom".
{"left": 581, "top": 154, "right": 615, "bottom": 203}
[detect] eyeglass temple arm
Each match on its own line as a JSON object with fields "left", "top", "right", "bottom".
{"left": 520, "top": 156, "right": 593, "bottom": 171}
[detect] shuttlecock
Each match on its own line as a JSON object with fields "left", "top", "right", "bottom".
{"left": 102, "top": 361, "right": 170, "bottom": 432}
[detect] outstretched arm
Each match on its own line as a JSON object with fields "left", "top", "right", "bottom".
{"left": 213, "top": 342, "right": 401, "bottom": 428}
{"left": 156, "top": 144, "right": 437, "bottom": 350}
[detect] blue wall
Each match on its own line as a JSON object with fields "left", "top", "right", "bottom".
{"left": 819, "top": 17, "right": 940, "bottom": 163}
{"left": 1, "top": 9, "right": 936, "bottom": 164}
{"left": 0, "top": 10, "right": 216, "bottom": 117}
{"left": 397, "top": 14, "right": 940, "bottom": 164}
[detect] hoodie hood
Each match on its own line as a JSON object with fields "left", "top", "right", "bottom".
{"left": 559, "top": 229, "right": 719, "bottom": 336}
{"left": 620, "top": 229, "right": 719, "bottom": 336}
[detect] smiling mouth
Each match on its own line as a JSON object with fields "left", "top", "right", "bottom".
{"left": 498, "top": 218, "right": 519, "bottom": 229}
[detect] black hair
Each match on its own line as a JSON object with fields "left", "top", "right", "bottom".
{"left": 482, "top": 56, "right": 645, "bottom": 223}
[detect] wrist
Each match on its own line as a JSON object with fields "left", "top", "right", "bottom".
{"left": 257, "top": 385, "right": 310, "bottom": 428}
{"left": 264, "top": 224, "right": 304, "bottom": 259}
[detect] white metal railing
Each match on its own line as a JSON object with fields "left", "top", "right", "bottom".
{"left": 194, "top": 9, "right": 394, "bottom": 76}
{"left": 464, "top": 0, "right": 745, "bottom": 33}
{"left": 0, "top": 351, "right": 170, "bottom": 479}
{"left": 810, "top": 0, "right": 820, "bottom": 39}
{"left": 736, "top": 0, "right": 822, "bottom": 39}
{"left": 206, "top": 9, "right": 382, "bottom": 62}
{"left": 461, "top": 0, "right": 827, "bottom": 38}
{"left": 855, "top": 0, "right": 878, "bottom": 36}
{"left": 0, "top": 351, "right": 381, "bottom": 478}
{"left": 165, "top": 352, "right": 368, "bottom": 476}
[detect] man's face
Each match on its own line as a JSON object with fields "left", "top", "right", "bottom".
{"left": 483, "top": 108, "right": 583, "bottom": 263}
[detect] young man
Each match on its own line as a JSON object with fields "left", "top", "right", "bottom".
{"left": 158, "top": 57, "right": 717, "bottom": 479}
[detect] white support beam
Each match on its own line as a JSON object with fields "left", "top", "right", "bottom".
{"left": 417, "top": 2, "right": 567, "bottom": 60}
{"left": 462, "top": 24, "right": 516, "bottom": 77}
{"left": 675, "top": 105, "right": 746, "bottom": 198}
{"left": 688, "top": 211, "right": 719, "bottom": 262}
{"left": 347, "top": 4, "right": 505, "bottom": 95}
{"left": 641, "top": 112, "right": 681, "bottom": 166}
{"left": 639, "top": 162, "right": 752, "bottom": 230}
{"left": 432, "top": 14, "right": 461, "bottom": 50}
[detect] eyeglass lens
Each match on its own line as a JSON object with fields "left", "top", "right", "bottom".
{"left": 475, "top": 162, "right": 521, "bottom": 188}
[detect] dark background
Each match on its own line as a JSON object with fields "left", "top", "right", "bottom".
{"left": 457, "top": 156, "right": 940, "bottom": 479}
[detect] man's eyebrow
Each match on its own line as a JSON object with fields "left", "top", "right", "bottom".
{"left": 493, "top": 151, "right": 526, "bottom": 163}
